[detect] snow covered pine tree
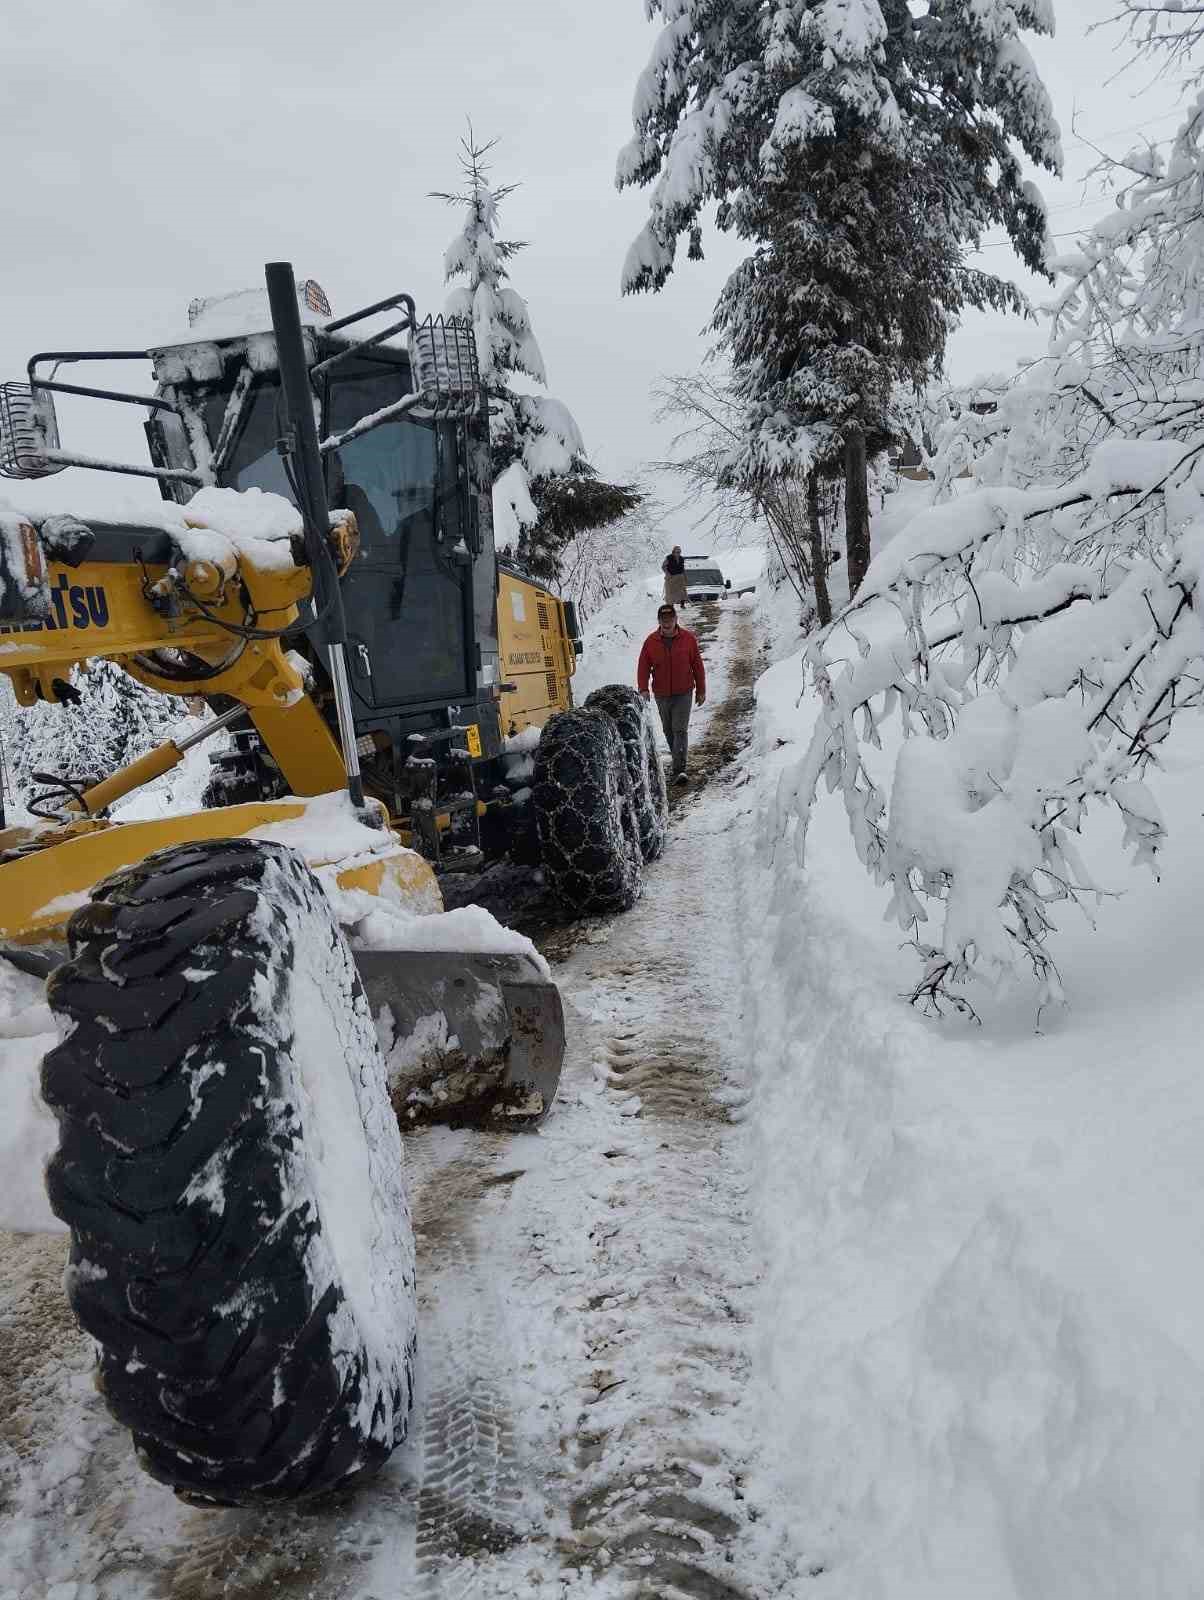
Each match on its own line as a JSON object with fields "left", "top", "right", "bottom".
{"left": 617, "top": 0, "right": 1060, "bottom": 595}
{"left": 434, "top": 130, "right": 640, "bottom": 585}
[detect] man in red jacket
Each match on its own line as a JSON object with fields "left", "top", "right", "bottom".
{"left": 637, "top": 603, "right": 707, "bottom": 784}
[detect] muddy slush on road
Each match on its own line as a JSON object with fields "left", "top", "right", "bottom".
{"left": 0, "top": 596, "right": 779, "bottom": 1600}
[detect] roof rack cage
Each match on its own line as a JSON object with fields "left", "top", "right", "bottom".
{"left": 311, "top": 291, "right": 419, "bottom": 380}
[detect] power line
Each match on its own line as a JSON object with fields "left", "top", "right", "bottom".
{"left": 972, "top": 135, "right": 1186, "bottom": 249}
{"left": 969, "top": 229, "right": 1078, "bottom": 252}
{"left": 965, "top": 125, "right": 1186, "bottom": 253}
{"left": 1042, "top": 194, "right": 1111, "bottom": 219}
{"left": 1061, "top": 104, "right": 1188, "bottom": 152}
{"left": 969, "top": 221, "right": 1149, "bottom": 253}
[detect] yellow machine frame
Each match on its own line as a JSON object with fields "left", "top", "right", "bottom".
{"left": 496, "top": 566, "right": 577, "bottom": 739}
{"left": 0, "top": 512, "right": 579, "bottom": 945}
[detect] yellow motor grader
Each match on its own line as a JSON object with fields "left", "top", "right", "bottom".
{"left": 0, "top": 263, "right": 668, "bottom": 1506}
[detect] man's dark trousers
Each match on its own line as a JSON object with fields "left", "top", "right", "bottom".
{"left": 655, "top": 691, "right": 693, "bottom": 776}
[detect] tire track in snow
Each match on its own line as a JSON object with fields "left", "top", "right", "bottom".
{"left": 0, "top": 1131, "right": 529, "bottom": 1599}
{"left": 543, "top": 602, "right": 767, "bottom": 1597}
{"left": 0, "top": 1217, "right": 421, "bottom": 1600}
{"left": 404, "top": 1130, "right": 540, "bottom": 1598}
{"left": 560, "top": 866, "right": 756, "bottom": 1594}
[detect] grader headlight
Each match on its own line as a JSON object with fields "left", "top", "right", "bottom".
{"left": 0, "top": 383, "right": 66, "bottom": 480}
{"left": 409, "top": 315, "right": 481, "bottom": 416}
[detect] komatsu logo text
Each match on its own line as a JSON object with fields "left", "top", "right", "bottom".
{"left": 37, "top": 572, "right": 110, "bottom": 631}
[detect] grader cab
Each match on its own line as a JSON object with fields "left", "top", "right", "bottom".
{"left": 0, "top": 263, "right": 668, "bottom": 1506}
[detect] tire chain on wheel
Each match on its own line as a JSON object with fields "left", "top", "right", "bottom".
{"left": 40, "top": 837, "right": 416, "bottom": 1505}
{"left": 584, "top": 684, "right": 670, "bottom": 862}
{"left": 532, "top": 709, "right": 643, "bottom": 914}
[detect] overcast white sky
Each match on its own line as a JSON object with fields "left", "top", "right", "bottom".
{"left": 0, "top": 0, "right": 1185, "bottom": 536}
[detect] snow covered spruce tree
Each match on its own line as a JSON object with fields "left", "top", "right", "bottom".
{"left": 618, "top": 0, "right": 1060, "bottom": 595}
{"left": 434, "top": 131, "right": 641, "bottom": 584}
{"left": 772, "top": 54, "right": 1204, "bottom": 1015}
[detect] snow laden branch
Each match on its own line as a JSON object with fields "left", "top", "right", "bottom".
{"left": 773, "top": 439, "right": 1204, "bottom": 1015}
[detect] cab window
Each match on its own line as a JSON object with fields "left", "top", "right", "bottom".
{"left": 326, "top": 365, "right": 435, "bottom": 556}
{"left": 204, "top": 383, "right": 292, "bottom": 500}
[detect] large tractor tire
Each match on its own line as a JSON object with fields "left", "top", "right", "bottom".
{"left": 585, "top": 684, "right": 670, "bottom": 862}
{"left": 532, "top": 709, "right": 643, "bottom": 914}
{"left": 40, "top": 838, "right": 416, "bottom": 1506}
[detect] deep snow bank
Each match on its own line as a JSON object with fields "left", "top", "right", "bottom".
{"left": 736, "top": 579, "right": 1204, "bottom": 1595}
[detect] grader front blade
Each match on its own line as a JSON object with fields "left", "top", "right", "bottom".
{"left": 356, "top": 948, "right": 565, "bottom": 1129}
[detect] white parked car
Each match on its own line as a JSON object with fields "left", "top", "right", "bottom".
{"left": 683, "top": 563, "right": 731, "bottom": 602}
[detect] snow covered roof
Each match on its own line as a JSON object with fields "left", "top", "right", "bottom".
{"left": 146, "top": 280, "right": 417, "bottom": 391}
{"left": 149, "top": 280, "right": 330, "bottom": 353}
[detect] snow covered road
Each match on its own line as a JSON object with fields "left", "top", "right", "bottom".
{"left": 0, "top": 596, "right": 780, "bottom": 1599}
{"left": 11, "top": 573, "right": 1199, "bottom": 1599}
{"left": 10, "top": 572, "right": 1196, "bottom": 1598}
{"left": 361, "top": 596, "right": 770, "bottom": 1599}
